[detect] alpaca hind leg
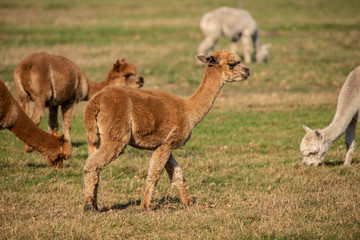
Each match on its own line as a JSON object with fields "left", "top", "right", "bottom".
{"left": 344, "top": 118, "right": 357, "bottom": 165}
{"left": 48, "top": 105, "right": 59, "bottom": 135}
{"left": 61, "top": 103, "right": 75, "bottom": 143}
{"left": 165, "top": 153, "right": 191, "bottom": 206}
{"left": 83, "top": 143, "right": 126, "bottom": 211}
{"left": 60, "top": 103, "right": 75, "bottom": 157}
{"left": 142, "top": 145, "right": 171, "bottom": 211}
{"left": 17, "top": 94, "right": 30, "bottom": 115}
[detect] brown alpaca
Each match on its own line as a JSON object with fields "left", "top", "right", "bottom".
{"left": 13, "top": 52, "right": 144, "bottom": 155}
{"left": 0, "top": 79, "right": 71, "bottom": 168}
{"left": 82, "top": 50, "right": 250, "bottom": 211}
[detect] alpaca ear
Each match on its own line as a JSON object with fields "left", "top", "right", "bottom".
{"left": 196, "top": 55, "right": 219, "bottom": 66}
{"left": 302, "top": 125, "right": 313, "bottom": 133}
{"left": 113, "top": 59, "right": 121, "bottom": 72}
{"left": 315, "top": 129, "right": 322, "bottom": 139}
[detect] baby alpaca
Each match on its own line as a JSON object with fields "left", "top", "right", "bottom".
{"left": 0, "top": 79, "right": 70, "bottom": 168}
{"left": 198, "top": 7, "right": 271, "bottom": 63}
{"left": 14, "top": 52, "right": 144, "bottom": 155}
{"left": 300, "top": 66, "right": 360, "bottom": 166}
{"left": 83, "top": 50, "right": 250, "bottom": 211}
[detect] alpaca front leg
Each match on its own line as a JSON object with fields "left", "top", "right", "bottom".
{"left": 241, "top": 35, "right": 252, "bottom": 64}
{"left": 142, "top": 145, "right": 171, "bottom": 211}
{"left": 344, "top": 118, "right": 357, "bottom": 165}
{"left": 198, "top": 34, "right": 219, "bottom": 55}
{"left": 165, "top": 154, "right": 191, "bottom": 206}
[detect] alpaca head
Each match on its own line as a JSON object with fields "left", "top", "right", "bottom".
{"left": 46, "top": 135, "right": 72, "bottom": 168}
{"left": 300, "top": 125, "right": 328, "bottom": 166}
{"left": 256, "top": 43, "right": 271, "bottom": 63}
{"left": 106, "top": 59, "right": 144, "bottom": 88}
{"left": 197, "top": 50, "right": 250, "bottom": 82}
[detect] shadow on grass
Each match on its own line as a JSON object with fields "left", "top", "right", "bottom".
{"left": 324, "top": 158, "right": 358, "bottom": 167}
{"left": 72, "top": 141, "right": 87, "bottom": 147}
{"left": 26, "top": 163, "right": 49, "bottom": 168}
{"left": 100, "top": 196, "right": 197, "bottom": 212}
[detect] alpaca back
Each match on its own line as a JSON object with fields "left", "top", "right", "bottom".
{"left": 200, "top": 7, "right": 257, "bottom": 38}
{"left": 14, "top": 52, "right": 89, "bottom": 105}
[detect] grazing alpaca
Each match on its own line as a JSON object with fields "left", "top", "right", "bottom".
{"left": 83, "top": 50, "right": 250, "bottom": 211}
{"left": 0, "top": 79, "right": 71, "bottom": 168}
{"left": 300, "top": 66, "right": 360, "bottom": 166}
{"left": 14, "top": 52, "right": 144, "bottom": 155}
{"left": 198, "top": 7, "right": 271, "bottom": 64}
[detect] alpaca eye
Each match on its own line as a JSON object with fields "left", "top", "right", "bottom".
{"left": 125, "top": 74, "right": 134, "bottom": 78}
{"left": 227, "top": 62, "right": 239, "bottom": 69}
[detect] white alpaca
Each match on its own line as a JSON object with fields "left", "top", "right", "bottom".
{"left": 198, "top": 7, "right": 271, "bottom": 63}
{"left": 300, "top": 66, "right": 360, "bottom": 166}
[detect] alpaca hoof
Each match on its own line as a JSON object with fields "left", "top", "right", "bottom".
{"left": 141, "top": 202, "right": 151, "bottom": 212}
{"left": 23, "top": 144, "right": 34, "bottom": 152}
{"left": 84, "top": 203, "right": 98, "bottom": 212}
{"left": 142, "top": 206, "right": 152, "bottom": 212}
{"left": 54, "top": 160, "right": 63, "bottom": 169}
{"left": 62, "top": 141, "right": 72, "bottom": 160}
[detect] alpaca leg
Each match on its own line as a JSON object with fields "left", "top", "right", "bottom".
{"left": 142, "top": 145, "right": 171, "bottom": 211}
{"left": 165, "top": 154, "right": 191, "bottom": 206}
{"left": 344, "top": 118, "right": 357, "bottom": 165}
{"left": 23, "top": 97, "right": 45, "bottom": 152}
{"left": 48, "top": 105, "right": 59, "bottom": 135}
{"left": 229, "top": 39, "right": 238, "bottom": 54}
{"left": 17, "top": 94, "right": 30, "bottom": 115}
{"left": 61, "top": 103, "right": 74, "bottom": 143}
{"left": 198, "top": 34, "right": 219, "bottom": 55}
{"left": 60, "top": 103, "right": 74, "bottom": 158}
{"left": 83, "top": 143, "right": 126, "bottom": 211}
{"left": 241, "top": 34, "right": 252, "bottom": 64}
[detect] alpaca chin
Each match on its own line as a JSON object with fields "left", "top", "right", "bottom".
{"left": 302, "top": 156, "right": 323, "bottom": 166}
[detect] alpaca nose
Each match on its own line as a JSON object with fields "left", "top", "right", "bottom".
{"left": 243, "top": 67, "right": 250, "bottom": 77}
{"left": 138, "top": 76, "right": 144, "bottom": 87}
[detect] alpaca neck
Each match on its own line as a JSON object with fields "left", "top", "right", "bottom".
{"left": 320, "top": 102, "right": 357, "bottom": 144}
{"left": 86, "top": 78, "right": 106, "bottom": 100}
{"left": 9, "top": 109, "right": 58, "bottom": 155}
{"left": 185, "top": 66, "right": 224, "bottom": 129}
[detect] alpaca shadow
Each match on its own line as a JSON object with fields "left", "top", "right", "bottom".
{"left": 100, "top": 199, "right": 142, "bottom": 212}
{"left": 72, "top": 141, "right": 87, "bottom": 147}
{"left": 100, "top": 196, "right": 197, "bottom": 213}
{"left": 26, "top": 163, "right": 49, "bottom": 168}
{"left": 324, "top": 159, "right": 358, "bottom": 167}
{"left": 26, "top": 162, "right": 71, "bottom": 169}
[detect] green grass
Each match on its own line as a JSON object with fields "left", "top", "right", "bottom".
{"left": 1, "top": 0, "right": 360, "bottom": 239}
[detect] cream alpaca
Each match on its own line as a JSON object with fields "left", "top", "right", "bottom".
{"left": 300, "top": 66, "right": 360, "bottom": 166}
{"left": 82, "top": 50, "right": 250, "bottom": 211}
{"left": 198, "top": 7, "right": 271, "bottom": 63}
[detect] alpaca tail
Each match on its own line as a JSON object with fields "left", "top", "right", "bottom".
{"left": 83, "top": 99, "right": 101, "bottom": 147}
{"left": 16, "top": 62, "right": 40, "bottom": 98}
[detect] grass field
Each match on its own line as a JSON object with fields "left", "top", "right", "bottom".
{"left": 1, "top": 0, "right": 360, "bottom": 239}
